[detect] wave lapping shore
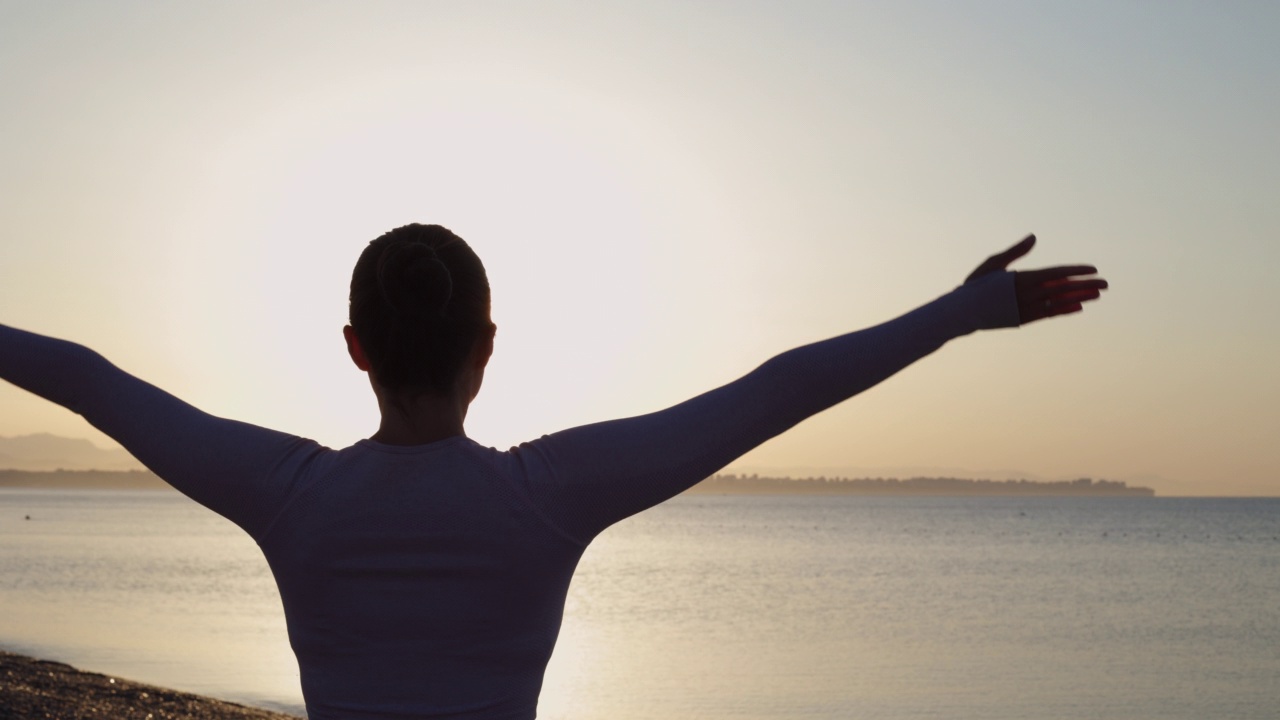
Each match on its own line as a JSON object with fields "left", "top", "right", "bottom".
{"left": 0, "top": 650, "right": 301, "bottom": 720}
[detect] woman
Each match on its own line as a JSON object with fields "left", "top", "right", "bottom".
{"left": 0, "top": 224, "right": 1105, "bottom": 719}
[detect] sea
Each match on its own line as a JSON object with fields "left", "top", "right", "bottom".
{"left": 2, "top": 489, "right": 1278, "bottom": 719}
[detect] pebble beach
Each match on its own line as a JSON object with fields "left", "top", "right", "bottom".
{"left": 0, "top": 650, "right": 301, "bottom": 720}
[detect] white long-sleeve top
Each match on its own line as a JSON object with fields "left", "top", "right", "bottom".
{"left": 0, "top": 272, "right": 1019, "bottom": 719}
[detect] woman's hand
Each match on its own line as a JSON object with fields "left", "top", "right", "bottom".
{"left": 966, "top": 234, "right": 1108, "bottom": 325}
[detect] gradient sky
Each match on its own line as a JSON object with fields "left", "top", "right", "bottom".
{"left": 1, "top": 1, "right": 1276, "bottom": 495}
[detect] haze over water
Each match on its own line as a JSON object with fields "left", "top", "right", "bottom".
{"left": 4, "top": 489, "right": 1277, "bottom": 719}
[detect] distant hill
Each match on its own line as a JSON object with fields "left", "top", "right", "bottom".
{"left": 685, "top": 473, "right": 1155, "bottom": 496}
{"left": 0, "top": 434, "right": 144, "bottom": 472}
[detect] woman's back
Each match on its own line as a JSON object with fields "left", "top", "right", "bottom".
{"left": 260, "top": 437, "right": 584, "bottom": 719}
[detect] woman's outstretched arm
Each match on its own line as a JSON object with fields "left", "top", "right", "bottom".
{"left": 509, "top": 236, "right": 1107, "bottom": 544}
{"left": 0, "top": 326, "right": 320, "bottom": 538}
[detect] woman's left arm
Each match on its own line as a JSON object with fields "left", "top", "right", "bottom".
{"left": 0, "top": 324, "right": 319, "bottom": 538}
{"left": 507, "top": 236, "right": 1107, "bottom": 544}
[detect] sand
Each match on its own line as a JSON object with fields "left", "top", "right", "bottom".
{"left": 0, "top": 650, "right": 301, "bottom": 720}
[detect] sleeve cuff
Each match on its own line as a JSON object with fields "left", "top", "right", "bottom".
{"left": 944, "top": 271, "right": 1020, "bottom": 334}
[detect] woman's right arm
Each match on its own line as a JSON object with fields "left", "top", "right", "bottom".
{"left": 0, "top": 324, "right": 320, "bottom": 538}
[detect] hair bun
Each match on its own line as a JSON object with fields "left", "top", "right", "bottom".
{"left": 350, "top": 223, "right": 490, "bottom": 393}
{"left": 376, "top": 241, "right": 453, "bottom": 319}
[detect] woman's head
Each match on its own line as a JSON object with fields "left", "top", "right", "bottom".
{"left": 347, "top": 224, "right": 493, "bottom": 396}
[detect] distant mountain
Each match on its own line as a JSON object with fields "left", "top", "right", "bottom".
{"left": 0, "top": 433, "right": 145, "bottom": 471}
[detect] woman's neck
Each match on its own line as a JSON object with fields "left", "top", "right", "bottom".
{"left": 370, "top": 388, "right": 468, "bottom": 446}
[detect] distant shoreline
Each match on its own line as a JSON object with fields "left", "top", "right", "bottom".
{"left": 0, "top": 468, "right": 1155, "bottom": 496}
{"left": 0, "top": 469, "right": 169, "bottom": 490}
{"left": 683, "top": 473, "right": 1156, "bottom": 496}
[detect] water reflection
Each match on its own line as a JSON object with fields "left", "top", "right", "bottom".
{"left": 3, "top": 490, "right": 1279, "bottom": 719}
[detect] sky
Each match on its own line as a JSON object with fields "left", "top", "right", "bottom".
{"left": 1, "top": 1, "right": 1276, "bottom": 496}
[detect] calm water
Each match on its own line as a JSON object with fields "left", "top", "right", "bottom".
{"left": 2, "top": 489, "right": 1278, "bottom": 719}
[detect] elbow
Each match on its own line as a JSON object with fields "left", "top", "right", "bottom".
{"left": 44, "top": 342, "right": 120, "bottom": 415}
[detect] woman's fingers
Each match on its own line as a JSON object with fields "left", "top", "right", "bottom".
{"left": 1021, "top": 278, "right": 1109, "bottom": 303}
{"left": 1025, "top": 302, "right": 1083, "bottom": 323}
{"left": 1019, "top": 265, "right": 1100, "bottom": 285}
{"left": 965, "top": 234, "right": 1036, "bottom": 283}
{"left": 1016, "top": 269, "right": 1108, "bottom": 324}
{"left": 1022, "top": 294, "right": 1093, "bottom": 323}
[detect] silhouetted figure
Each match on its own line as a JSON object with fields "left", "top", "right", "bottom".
{"left": 0, "top": 225, "right": 1105, "bottom": 718}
